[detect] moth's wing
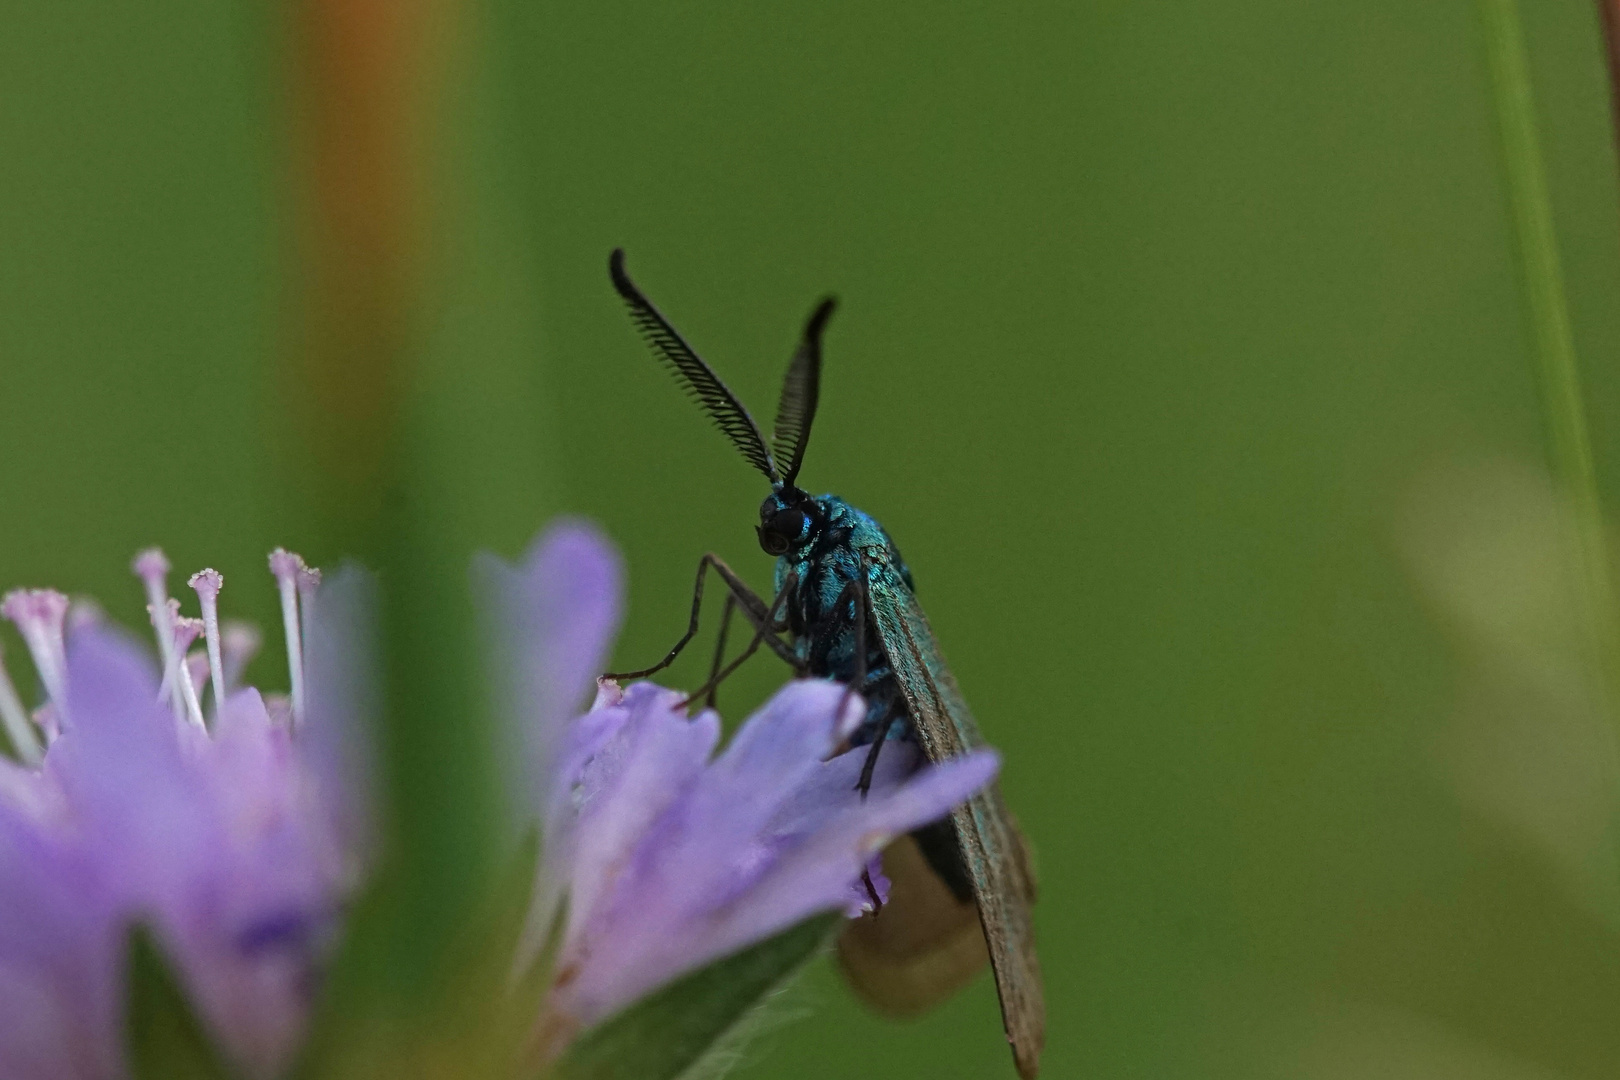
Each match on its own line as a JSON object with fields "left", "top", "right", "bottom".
{"left": 866, "top": 555, "right": 1045, "bottom": 1079}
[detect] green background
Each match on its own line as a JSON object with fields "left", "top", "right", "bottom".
{"left": 6, "top": 1, "right": 1620, "bottom": 1077}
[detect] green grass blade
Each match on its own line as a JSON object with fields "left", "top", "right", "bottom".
{"left": 1477, "top": 0, "right": 1620, "bottom": 707}
{"left": 552, "top": 914, "right": 841, "bottom": 1080}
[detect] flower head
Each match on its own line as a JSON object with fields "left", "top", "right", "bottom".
{"left": 479, "top": 522, "right": 998, "bottom": 1054}
{"left": 0, "top": 550, "right": 358, "bottom": 1080}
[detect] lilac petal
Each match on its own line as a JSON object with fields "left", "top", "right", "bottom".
{"left": 0, "top": 759, "right": 59, "bottom": 827}
{"left": 50, "top": 628, "right": 336, "bottom": 1077}
{"left": 53, "top": 627, "right": 216, "bottom": 907}
{"left": 206, "top": 688, "right": 336, "bottom": 896}
{"left": 213, "top": 683, "right": 273, "bottom": 742}
{"left": 548, "top": 689, "right": 634, "bottom": 817}
{"left": 475, "top": 520, "right": 624, "bottom": 819}
{"left": 517, "top": 684, "right": 638, "bottom": 965}
{"left": 552, "top": 666, "right": 999, "bottom": 1025}
{"left": 671, "top": 682, "right": 867, "bottom": 888}
{"left": 677, "top": 751, "right": 1000, "bottom": 970}
{"left": 715, "top": 679, "right": 861, "bottom": 777}
{"left": 563, "top": 686, "right": 719, "bottom": 947}
{"left": 205, "top": 690, "right": 285, "bottom": 841}
{"left": 765, "top": 740, "right": 923, "bottom": 840}
{"left": 186, "top": 730, "right": 337, "bottom": 1077}
{"left": 0, "top": 800, "right": 118, "bottom": 1080}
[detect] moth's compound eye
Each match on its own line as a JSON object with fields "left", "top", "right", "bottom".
{"left": 757, "top": 526, "right": 790, "bottom": 556}
{"left": 771, "top": 508, "right": 809, "bottom": 542}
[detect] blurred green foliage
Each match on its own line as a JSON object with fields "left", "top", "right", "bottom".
{"left": 6, "top": 2, "right": 1620, "bottom": 1078}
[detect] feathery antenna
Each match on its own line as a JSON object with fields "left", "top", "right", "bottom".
{"left": 609, "top": 249, "right": 780, "bottom": 484}
{"left": 772, "top": 297, "right": 836, "bottom": 488}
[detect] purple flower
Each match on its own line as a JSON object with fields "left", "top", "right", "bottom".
{"left": 0, "top": 553, "right": 356, "bottom": 1080}
{"left": 478, "top": 522, "right": 999, "bottom": 1057}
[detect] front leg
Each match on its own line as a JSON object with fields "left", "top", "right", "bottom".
{"left": 603, "top": 552, "right": 804, "bottom": 682}
{"left": 701, "top": 593, "right": 737, "bottom": 710}
{"left": 679, "top": 570, "right": 804, "bottom": 708}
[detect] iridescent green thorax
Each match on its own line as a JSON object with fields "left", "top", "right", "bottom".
{"left": 766, "top": 493, "right": 915, "bottom": 747}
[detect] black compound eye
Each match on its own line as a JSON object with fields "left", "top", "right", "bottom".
{"left": 757, "top": 526, "right": 790, "bottom": 556}
{"left": 770, "top": 508, "right": 808, "bottom": 541}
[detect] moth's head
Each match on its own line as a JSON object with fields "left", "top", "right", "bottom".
{"left": 757, "top": 485, "right": 820, "bottom": 556}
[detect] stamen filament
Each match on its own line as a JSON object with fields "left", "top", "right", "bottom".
{"left": 172, "top": 617, "right": 207, "bottom": 730}
{"left": 0, "top": 649, "right": 43, "bottom": 767}
{"left": 155, "top": 601, "right": 204, "bottom": 721}
{"left": 133, "top": 550, "right": 183, "bottom": 718}
{"left": 1, "top": 591, "right": 70, "bottom": 727}
{"left": 269, "top": 550, "right": 308, "bottom": 727}
{"left": 188, "top": 569, "right": 227, "bottom": 720}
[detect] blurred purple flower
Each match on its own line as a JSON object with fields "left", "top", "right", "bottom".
{"left": 0, "top": 552, "right": 357, "bottom": 1080}
{"left": 478, "top": 523, "right": 999, "bottom": 1054}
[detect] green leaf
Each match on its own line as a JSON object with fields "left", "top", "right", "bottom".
{"left": 124, "top": 925, "right": 238, "bottom": 1080}
{"left": 291, "top": 831, "right": 546, "bottom": 1080}
{"left": 553, "top": 913, "right": 840, "bottom": 1080}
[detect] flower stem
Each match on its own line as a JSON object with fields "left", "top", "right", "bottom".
{"left": 1478, "top": 0, "right": 1620, "bottom": 709}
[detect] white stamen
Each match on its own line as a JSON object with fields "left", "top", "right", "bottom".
{"left": 269, "top": 549, "right": 308, "bottom": 727}
{"left": 133, "top": 549, "right": 183, "bottom": 717}
{"left": 187, "top": 569, "right": 226, "bottom": 720}
{"left": 0, "top": 647, "right": 43, "bottom": 767}
{"left": 153, "top": 598, "right": 182, "bottom": 709}
{"left": 1, "top": 590, "right": 70, "bottom": 727}
{"left": 172, "top": 617, "right": 207, "bottom": 730}
{"left": 155, "top": 603, "right": 201, "bottom": 721}
{"left": 220, "top": 620, "right": 261, "bottom": 698}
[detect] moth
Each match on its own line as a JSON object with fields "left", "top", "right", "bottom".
{"left": 604, "top": 249, "right": 1044, "bottom": 1078}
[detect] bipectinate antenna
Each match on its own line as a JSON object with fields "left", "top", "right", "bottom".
{"left": 772, "top": 296, "right": 836, "bottom": 488}
{"left": 609, "top": 249, "right": 780, "bottom": 484}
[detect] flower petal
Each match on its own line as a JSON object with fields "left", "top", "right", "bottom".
{"left": 476, "top": 520, "right": 624, "bottom": 814}
{"left": 53, "top": 626, "right": 213, "bottom": 907}
{"left": 563, "top": 685, "right": 719, "bottom": 948}
{"left": 549, "top": 670, "right": 1000, "bottom": 1026}
{"left": 659, "top": 751, "right": 1001, "bottom": 988}
{"left": 0, "top": 799, "right": 117, "bottom": 1080}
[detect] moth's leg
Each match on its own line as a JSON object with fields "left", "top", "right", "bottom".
{"left": 679, "top": 571, "right": 802, "bottom": 708}
{"left": 856, "top": 711, "right": 898, "bottom": 799}
{"left": 843, "top": 562, "right": 887, "bottom": 914}
{"left": 701, "top": 593, "right": 737, "bottom": 710}
{"left": 707, "top": 557, "right": 804, "bottom": 672}
{"left": 838, "top": 570, "right": 869, "bottom": 758}
{"left": 604, "top": 552, "right": 795, "bottom": 680}
{"left": 855, "top": 569, "right": 894, "bottom": 919}
{"left": 841, "top": 561, "right": 893, "bottom": 800}
{"left": 861, "top": 869, "right": 884, "bottom": 914}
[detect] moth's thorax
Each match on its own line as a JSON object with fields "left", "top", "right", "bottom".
{"left": 772, "top": 496, "right": 887, "bottom": 587}
{"left": 767, "top": 494, "right": 914, "bottom": 755}
{"left": 771, "top": 494, "right": 912, "bottom": 646}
